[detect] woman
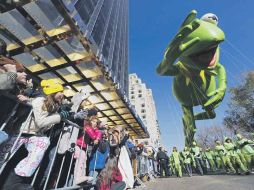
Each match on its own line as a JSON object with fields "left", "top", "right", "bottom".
{"left": 3, "top": 79, "right": 69, "bottom": 190}
{"left": 74, "top": 111, "right": 102, "bottom": 185}
{"left": 76, "top": 113, "right": 102, "bottom": 149}
{"left": 96, "top": 157, "right": 126, "bottom": 190}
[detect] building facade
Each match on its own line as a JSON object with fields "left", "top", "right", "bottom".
{"left": 0, "top": 0, "right": 148, "bottom": 139}
{"left": 68, "top": 0, "right": 129, "bottom": 96}
{"left": 129, "top": 73, "right": 161, "bottom": 148}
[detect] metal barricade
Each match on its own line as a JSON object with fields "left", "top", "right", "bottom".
{"left": 0, "top": 96, "right": 92, "bottom": 190}
{"left": 135, "top": 153, "right": 158, "bottom": 185}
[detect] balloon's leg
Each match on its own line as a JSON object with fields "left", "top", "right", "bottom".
{"left": 182, "top": 105, "right": 196, "bottom": 147}
{"left": 194, "top": 108, "right": 216, "bottom": 120}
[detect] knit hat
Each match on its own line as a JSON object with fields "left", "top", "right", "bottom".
{"left": 41, "top": 79, "right": 64, "bottom": 95}
{"left": 0, "top": 56, "right": 25, "bottom": 72}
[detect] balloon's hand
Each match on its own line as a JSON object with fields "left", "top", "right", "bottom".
{"left": 204, "top": 89, "right": 225, "bottom": 109}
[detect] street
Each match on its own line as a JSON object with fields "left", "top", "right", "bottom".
{"left": 137, "top": 174, "right": 254, "bottom": 190}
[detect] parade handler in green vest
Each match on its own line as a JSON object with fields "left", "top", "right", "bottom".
{"left": 204, "top": 148, "right": 216, "bottom": 172}
{"left": 172, "top": 147, "right": 183, "bottom": 177}
{"left": 181, "top": 147, "right": 193, "bottom": 176}
{"left": 214, "top": 140, "right": 236, "bottom": 173}
{"left": 236, "top": 134, "right": 254, "bottom": 171}
{"left": 224, "top": 137, "right": 249, "bottom": 174}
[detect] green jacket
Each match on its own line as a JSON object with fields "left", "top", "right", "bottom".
{"left": 172, "top": 151, "right": 181, "bottom": 165}
{"left": 224, "top": 142, "right": 238, "bottom": 157}
{"left": 204, "top": 150, "right": 214, "bottom": 160}
{"left": 191, "top": 146, "right": 201, "bottom": 158}
{"left": 215, "top": 144, "right": 228, "bottom": 156}
{"left": 237, "top": 138, "right": 254, "bottom": 155}
{"left": 182, "top": 150, "right": 191, "bottom": 164}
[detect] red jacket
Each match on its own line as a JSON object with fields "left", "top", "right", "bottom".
{"left": 76, "top": 122, "right": 102, "bottom": 148}
{"left": 99, "top": 168, "right": 123, "bottom": 190}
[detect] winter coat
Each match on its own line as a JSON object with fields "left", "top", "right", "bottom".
{"left": 0, "top": 72, "right": 17, "bottom": 90}
{"left": 89, "top": 140, "right": 110, "bottom": 171}
{"left": 76, "top": 122, "right": 102, "bottom": 148}
{"left": 99, "top": 168, "right": 123, "bottom": 190}
{"left": 23, "top": 97, "right": 61, "bottom": 135}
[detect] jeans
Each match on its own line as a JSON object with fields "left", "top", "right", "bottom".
{"left": 89, "top": 170, "right": 99, "bottom": 190}
{"left": 111, "top": 181, "right": 126, "bottom": 190}
{"left": 185, "top": 163, "right": 192, "bottom": 176}
{"left": 159, "top": 159, "right": 169, "bottom": 177}
{"left": 195, "top": 157, "right": 204, "bottom": 175}
{"left": 0, "top": 131, "right": 8, "bottom": 145}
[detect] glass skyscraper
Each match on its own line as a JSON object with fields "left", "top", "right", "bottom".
{"left": 64, "top": 0, "right": 129, "bottom": 97}
{"left": 0, "top": 0, "right": 148, "bottom": 138}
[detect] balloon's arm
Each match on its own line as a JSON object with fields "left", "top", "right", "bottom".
{"left": 204, "top": 63, "right": 227, "bottom": 108}
{"left": 156, "top": 12, "right": 200, "bottom": 76}
{"left": 180, "top": 10, "right": 197, "bottom": 28}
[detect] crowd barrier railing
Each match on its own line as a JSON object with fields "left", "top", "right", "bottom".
{"left": 0, "top": 95, "right": 93, "bottom": 190}
{"left": 0, "top": 94, "right": 159, "bottom": 189}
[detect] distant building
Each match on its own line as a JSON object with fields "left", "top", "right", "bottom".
{"left": 129, "top": 73, "right": 161, "bottom": 148}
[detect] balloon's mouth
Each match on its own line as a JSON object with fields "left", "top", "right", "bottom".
{"left": 191, "top": 45, "right": 218, "bottom": 68}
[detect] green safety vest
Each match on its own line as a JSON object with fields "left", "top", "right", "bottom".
{"left": 215, "top": 144, "right": 228, "bottom": 156}
{"left": 224, "top": 142, "right": 238, "bottom": 157}
{"left": 172, "top": 151, "right": 181, "bottom": 164}
{"left": 191, "top": 146, "right": 201, "bottom": 158}
{"left": 182, "top": 150, "right": 191, "bottom": 164}
{"left": 237, "top": 138, "right": 254, "bottom": 155}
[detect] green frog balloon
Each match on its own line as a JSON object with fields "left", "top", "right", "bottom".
{"left": 157, "top": 10, "right": 227, "bottom": 146}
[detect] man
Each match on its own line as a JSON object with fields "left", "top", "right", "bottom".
{"left": 181, "top": 147, "right": 192, "bottom": 176}
{"left": 224, "top": 137, "right": 249, "bottom": 174}
{"left": 171, "top": 147, "right": 182, "bottom": 178}
{"left": 236, "top": 134, "right": 254, "bottom": 170}
{"left": 164, "top": 150, "right": 171, "bottom": 176}
{"left": 204, "top": 148, "right": 216, "bottom": 172}
{"left": 214, "top": 140, "right": 236, "bottom": 174}
{"left": 190, "top": 141, "right": 205, "bottom": 175}
{"left": 156, "top": 147, "right": 169, "bottom": 177}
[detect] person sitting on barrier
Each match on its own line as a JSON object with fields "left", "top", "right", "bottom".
{"left": 3, "top": 79, "right": 69, "bottom": 190}
{"left": 96, "top": 156, "right": 126, "bottom": 190}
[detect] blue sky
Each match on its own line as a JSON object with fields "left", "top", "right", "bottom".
{"left": 129, "top": 0, "right": 254, "bottom": 152}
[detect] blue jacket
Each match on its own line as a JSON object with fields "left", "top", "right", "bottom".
{"left": 89, "top": 143, "right": 109, "bottom": 171}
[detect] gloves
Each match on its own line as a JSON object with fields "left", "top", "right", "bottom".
{"left": 74, "top": 109, "right": 88, "bottom": 120}
{"left": 59, "top": 110, "right": 70, "bottom": 119}
{"left": 204, "top": 89, "right": 225, "bottom": 109}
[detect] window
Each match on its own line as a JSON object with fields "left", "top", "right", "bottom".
{"left": 138, "top": 90, "right": 142, "bottom": 93}
{"left": 131, "top": 91, "right": 134, "bottom": 94}
{"left": 75, "top": 0, "right": 97, "bottom": 24}
{"left": 141, "top": 109, "right": 145, "bottom": 113}
{"left": 131, "top": 96, "right": 134, "bottom": 99}
{"left": 142, "top": 115, "right": 146, "bottom": 119}
{"left": 141, "top": 103, "right": 145, "bottom": 107}
{"left": 138, "top": 94, "right": 142, "bottom": 98}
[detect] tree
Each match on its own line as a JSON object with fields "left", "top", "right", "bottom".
{"left": 224, "top": 71, "right": 254, "bottom": 134}
{"left": 195, "top": 125, "right": 234, "bottom": 149}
